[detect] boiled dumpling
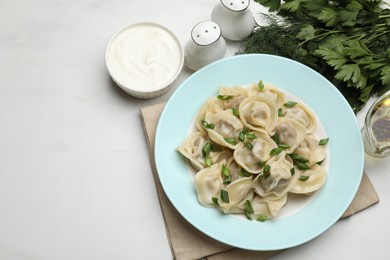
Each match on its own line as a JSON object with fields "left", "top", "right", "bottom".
{"left": 289, "top": 164, "right": 327, "bottom": 195}
{"left": 218, "top": 176, "right": 253, "bottom": 213}
{"left": 195, "top": 98, "right": 223, "bottom": 135}
{"left": 222, "top": 190, "right": 255, "bottom": 214}
{"left": 274, "top": 117, "right": 306, "bottom": 153}
{"left": 233, "top": 132, "right": 278, "bottom": 174}
{"left": 251, "top": 194, "right": 288, "bottom": 220}
{"left": 248, "top": 82, "right": 286, "bottom": 107}
{"left": 194, "top": 161, "right": 225, "bottom": 207}
{"left": 284, "top": 102, "right": 317, "bottom": 133}
{"left": 218, "top": 85, "right": 249, "bottom": 109}
{"left": 205, "top": 109, "right": 244, "bottom": 149}
{"left": 253, "top": 152, "right": 297, "bottom": 198}
{"left": 293, "top": 134, "right": 326, "bottom": 166}
{"left": 238, "top": 96, "right": 278, "bottom": 135}
{"left": 176, "top": 131, "right": 208, "bottom": 171}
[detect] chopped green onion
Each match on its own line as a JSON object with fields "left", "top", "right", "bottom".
{"left": 278, "top": 144, "right": 290, "bottom": 149}
{"left": 263, "top": 164, "right": 271, "bottom": 178}
{"left": 222, "top": 164, "right": 230, "bottom": 177}
{"left": 202, "top": 143, "right": 211, "bottom": 157}
{"left": 258, "top": 161, "right": 266, "bottom": 168}
{"left": 296, "top": 162, "right": 310, "bottom": 170}
{"left": 319, "top": 138, "right": 329, "bottom": 145}
{"left": 225, "top": 137, "right": 237, "bottom": 145}
{"left": 217, "top": 95, "right": 234, "bottom": 101}
{"left": 201, "top": 119, "right": 215, "bottom": 129}
{"left": 238, "top": 169, "right": 252, "bottom": 177}
{"left": 220, "top": 190, "right": 229, "bottom": 203}
{"left": 258, "top": 80, "right": 265, "bottom": 91}
{"left": 271, "top": 133, "right": 280, "bottom": 145}
{"left": 270, "top": 147, "right": 283, "bottom": 156}
{"left": 299, "top": 175, "right": 310, "bottom": 181}
{"left": 246, "top": 133, "right": 256, "bottom": 140}
{"left": 278, "top": 108, "right": 285, "bottom": 117}
{"left": 317, "top": 158, "right": 325, "bottom": 165}
{"left": 232, "top": 108, "right": 240, "bottom": 117}
{"left": 283, "top": 101, "right": 298, "bottom": 108}
{"left": 256, "top": 215, "right": 268, "bottom": 222}
{"left": 223, "top": 175, "right": 232, "bottom": 185}
{"left": 244, "top": 141, "right": 253, "bottom": 150}
{"left": 244, "top": 200, "right": 254, "bottom": 220}
{"left": 210, "top": 143, "right": 223, "bottom": 152}
{"left": 290, "top": 154, "right": 309, "bottom": 163}
{"left": 204, "top": 157, "right": 212, "bottom": 167}
{"left": 239, "top": 131, "right": 245, "bottom": 142}
{"left": 212, "top": 197, "right": 219, "bottom": 206}
{"left": 242, "top": 128, "right": 250, "bottom": 135}
{"left": 290, "top": 167, "right": 295, "bottom": 176}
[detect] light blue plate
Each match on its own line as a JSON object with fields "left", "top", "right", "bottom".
{"left": 154, "top": 54, "right": 363, "bottom": 250}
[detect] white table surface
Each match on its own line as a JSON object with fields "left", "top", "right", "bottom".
{"left": 0, "top": 0, "right": 389, "bottom": 259}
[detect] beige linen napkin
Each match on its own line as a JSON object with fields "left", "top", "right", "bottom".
{"left": 140, "top": 102, "right": 380, "bottom": 260}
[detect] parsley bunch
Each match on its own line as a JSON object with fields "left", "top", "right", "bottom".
{"left": 237, "top": 0, "right": 390, "bottom": 112}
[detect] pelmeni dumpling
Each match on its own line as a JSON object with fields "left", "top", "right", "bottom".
{"left": 205, "top": 110, "right": 244, "bottom": 149}
{"left": 274, "top": 117, "right": 306, "bottom": 153}
{"left": 251, "top": 194, "right": 288, "bottom": 219}
{"left": 284, "top": 102, "right": 317, "bottom": 133}
{"left": 218, "top": 176, "right": 253, "bottom": 213}
{"left": 253, "top": 152, "right": 297, "bottom": 198}
{"left": 194, "top": 161, "right": 225, "bottom": 207}
{"left": 239, "top": 96, "right": 278, "bottom": 135}
{"left": 222, "top": 190, "right": 255, "bottom": 214}
{"left": 294, "top": 135, "right": 326, "bottom": 166}
{"left": 195, "top": 98, "right": 223, "bottom": 135}
{"left": 248, "top": 82, "right": 286, "bottom": 107}
{"left": 289, "top": 164, "right": 327, "bottom": 195}
{"left": 176, "top": 131, "right": 208, "bottom": 171}
{"left": 218, "top": 86, "right": 249, "bottom": 109}
{"left": 233, "top": 132, "right": 278, "bottom": 174}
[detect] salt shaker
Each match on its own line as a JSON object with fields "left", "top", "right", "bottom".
{"left": 211, "top": 0, "right": 254, "bottom": 41}
{"left": 184, "top": 21, "right": 226, "bottom": 71}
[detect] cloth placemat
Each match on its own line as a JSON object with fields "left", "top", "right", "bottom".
{"left": 140, "top": 102, "right": 380, "bottom": 260}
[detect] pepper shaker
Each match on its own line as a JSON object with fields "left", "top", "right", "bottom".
{"left": 184, "top": 21, "right": 226, "bottom": 71}
{"left": 211, "top": 0, "right": 254, "bottom": 41}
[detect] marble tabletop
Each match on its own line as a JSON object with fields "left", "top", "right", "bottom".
{"left": 0, "top": 0, "right": 389, "bottom": 259}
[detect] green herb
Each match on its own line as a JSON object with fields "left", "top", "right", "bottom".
{"left": 319, "top": 137, "right": 329, "bottom": 145}
{"left": 271, "top": 133, "right": 280, "bottom": 145}
{"left": 296, "top": 162, "right": 310, "bottom": 170}
{"left": 239, "top": 0, "right": 390, "bottom": 112}
{"left": 258, "top": 161, "right": 266, "bottom": 168}
{"left": 256, "top": 215, "right": 268, "bottom": 222}
{"left": 270, "top": 147, "right": 283, "bottom": 156}
{"left": 278, "top": 107, "right": 285, "bottom": 117}
{"left": 225, "top": 137, "right": 238, "bottom": 145}
{"left": 201, "top": 120, "right": 215, "bottom": 129}
{"left": 246, "top": 133, "right": 257, "bottom": 140}
{"left": 244, "top": 141, "right": 253, "bottom": 150}
{"left": 202, "top": 143, "right": 212, "bottom": 158}
{"left": 263, "top": 164, "right": 271, "bottom": 178}
{"left": 217, "top": 95, "right": 234, "bottom": 101}
{"left": 244, "top": 200, "right": 255, "bottom": 220}
{"left": 212, "top": 197, "right": 219, "bottom": 206}
{"left": 239, "top": 131, "right": 246, "bottom": 142}
{"left": 238, "top": 168, "right": 252, "bottom": 177}
{"left": 232, "top": 107, "right": 240, "bottom": 117}
{"left": 222, "top": 164, "right": 232, "bottom": 184}
{"left": 317, "top": 158, "right": 325, "bottom": 165}
{"left": 221, "top": 190, "right": 229, "bottom": 203}
{"left": 283, "top": 101, "right": 298, "bottom": 108}
{"left": 290, "top": 154, "right": 309, "bottom": 163}
{"left": 204, "top": 157, "right": 212, "bottom": 167}
{"left": 258, "top": 80, "right": 265, "bottom": 91}
{"left": 242, "top": 128, "right": 250, "bottom": 135}
{"left": 210, "top": 143, "right": 223, "bottom": 152}
{"left": 290, "top": 167, "right": 295, "bottom": 176}
{"left": 299, "top": 175, "right": 310, "bottom": 181}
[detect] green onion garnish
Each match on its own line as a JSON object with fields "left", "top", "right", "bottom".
{"left": 256, "top": 215, "right": 268, "bottom": 222}
{"left": 290, "top": 154, "right": 309, "bottom": 163}
{"left": 201, "top": 119, "right": 215, "bottom": 129}
{"left": 299, "top": 175, "right": 310, "bottom": 181}
{"left": 225, "top": 137, "right": 237, "bottom": 145}
{"left": 217, "top": 95, "right": 234, "bottom": 101}
{"left": 258, "top": 161, "right": 266, "bottom": 168}
{"left": 242, "top": 128, "right": 250, "bottom": 135}
{"left": 239, "top": 131, "right": 245, "bottom": 142}
{"left": 283, "top": 101, "right": 298, "bottom": 108}
{"left": 244, "top": 200, "right": 254, "bottom": 220}
{"left": 258, "top": 80, "right": 265, "bottom": 91}
{"left": 246, "top": 133, "right": 256, "bottom": 140}
{"left": 278, "top": 108, "right": 285, "bottom": 117}
{"left": 202, "top": 143, "right": 211, "bottom": 157}
{"left": 221, "top": 190, "right": 229, "bottom": 203}
{"left": 271, "top": 133, "right": 280, "bottom": 145}
{"left": 232, "top": 108, "right": 239, "bottom": 117}
{"left": 238, "top": 169, "right": 252, "bottom": 177}
{"left": 319, "top": 138, "right": 329, "bottom": 146}
{"left": 204, "top": 157, "right": 212, "bottom": 167}
{"left": 296, "top": 162, "right": 310, "bottom": 170}
{"left": 244, "top": 141, "right": 253, "bottom": 150}
{"left": 290, "top": 167, "right": 295, "bottom": 176}
{"left": 263, "top": 164, "right": 271, "bottom": 178}
{"left": 270, "top": 147, "right": 283, "bottom": 156}
{"left": 212, "top": 197, "right": 219, "bottom": 206}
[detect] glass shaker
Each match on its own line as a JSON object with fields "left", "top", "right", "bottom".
{"left": 184, "top": 21, "right": 226, "bottom": 71}
{"left": 361, "top": 90, "right": 390, "bottom": 158}
{"left": 211, "top": 0, "right": 254, "bottom": 41}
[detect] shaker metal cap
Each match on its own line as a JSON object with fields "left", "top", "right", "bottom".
{"left": 220, "top": 0, "right": 250, "bottom": 12}
{"left": 191, "top": 21, "right": 222, "bottom": 46}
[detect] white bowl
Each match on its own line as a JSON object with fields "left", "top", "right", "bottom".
{"left": 105, "top": 22, "right": 184, "bottom": 99}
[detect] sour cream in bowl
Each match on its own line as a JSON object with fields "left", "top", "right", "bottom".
{"left": 106, "top": 22, "right": 184, "bottom": 98}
